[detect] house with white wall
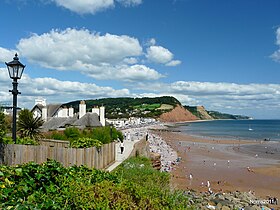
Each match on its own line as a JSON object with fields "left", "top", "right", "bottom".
{"left": 31, "top": 99, "right": 106, "bottom": 131}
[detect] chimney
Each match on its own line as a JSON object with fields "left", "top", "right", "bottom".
{"left": 79, "top": 100, "right": 86, "bottom": 119}
{"left": 35, "top": 98, "right": 46, "bottom": 106}
{"left": 42, "top": 106, "right": 47, "bottom": 121}
{"left": 69, "top": 107, "right": 74, "bottom": 117}
{"left": 99, "top": 106, "right": 105, "bottom": 126}
{"left": 92, "top": 106, "right": 100, "bottom": 116}
{"left": 62, "top": 107, "right": 68, "bottom": 117}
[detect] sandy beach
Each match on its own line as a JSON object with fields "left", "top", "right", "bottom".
{"left": 152, "top": 130, "right": 280, "bottom": 207}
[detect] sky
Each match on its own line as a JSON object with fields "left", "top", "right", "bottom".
{"left": 1, "top": 0, "right": 280, "bottom": 119}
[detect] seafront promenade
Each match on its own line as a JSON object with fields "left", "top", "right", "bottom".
{"left": 106, "top": 123, "right": 179, "bottom": 173}
{"left": 106, "top": 126, "right": 149, "bottom": 172}
{"left": 106, "top": 138, "right": 139, "bottom": 172}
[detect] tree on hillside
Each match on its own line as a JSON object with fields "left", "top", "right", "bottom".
{"left": 17, "top": 109, "right": 44, "bottom": 140}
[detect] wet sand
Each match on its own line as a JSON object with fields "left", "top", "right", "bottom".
{"left": 154, "top": 130, "right": 280, "bottom": 204}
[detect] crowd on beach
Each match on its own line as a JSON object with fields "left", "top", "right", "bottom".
{"left": 147, "top": 132, "right": 179, "bottom": 172}
{"left": 119, "top": 121, "right": 179, "bottom": 172}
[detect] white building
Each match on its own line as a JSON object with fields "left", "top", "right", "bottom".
{"left": 31, "top": 99, "right": 107, "bottom": 130}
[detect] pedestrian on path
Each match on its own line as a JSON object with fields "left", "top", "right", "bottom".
{"left": 120, "top": 141, "right": 125, "bottom": 154}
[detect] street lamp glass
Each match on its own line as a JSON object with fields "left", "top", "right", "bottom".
{"left": 5, "top": 54, "right": 25, "bottom": 80}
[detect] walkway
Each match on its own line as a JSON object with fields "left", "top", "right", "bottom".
{"left": 106, "top": 139, "right": 139, "bottom": 172}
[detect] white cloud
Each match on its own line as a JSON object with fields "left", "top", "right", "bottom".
{"left": 167, "top": 81, "right": 279, "bottom": 97}
{"left": 52, "top": 0, "right": 114, "bottom": 14}
{"left": 3, "top": 28, "right": 180, "bottom": 82}
{"left": 51, "top": 0, "right": 142, "bottom": 15}
{"left": 0, "top": 47, "right": 17, "bottom": 63}
{"left": 147, "top": 38, "right": 156, "bottom": 46}
{"left": 16, "top": 28, "right": 165, "bottom": 82}
{"left": 116, "top": 65, "right": 163, "bottom": 82}
{"left": 166, "top": 60, "right": 182, "bottom": 66}
{"left": 146, "top": 46, "right": 173, "bottom": 64}
{"left": 117, "top": 0, "right": 142, "bottom": 7}
{"left": 133, "top": 80, "right": 280, "bottom": 118}
{"left": 17, "top": 28, "right": 142, "bottom": 68}
{"left": 146, "top": 45, "right": 181, "bottom": 66}
{"left": 2, "top": 68, "right": 280, "bottom": 118}
{"left": 0, "top": 69, "right": 130, "bottom": 108}
{"left": 123, "top": 57, "right": 138, "bottom": 65}
{"left": 271, "top": 27, "right": 280, "bottom": 62}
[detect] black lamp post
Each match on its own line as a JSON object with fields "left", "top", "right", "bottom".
{"left": 5, "top": 54, "right": 25, "bottom": 143}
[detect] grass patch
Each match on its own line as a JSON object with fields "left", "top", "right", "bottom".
{"left": 133, "top": 103, "right": 161, "bottom": 111}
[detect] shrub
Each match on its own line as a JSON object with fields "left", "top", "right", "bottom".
{"left": 16, "top": 137, "right": 39, "bottom": 145}
{"left": 17, "top": 109, "right": 43, "bottom": 140}
{"left": 48, "top": 131, "right": 67, "bottom": 140}
{"left": 70, "top": 137, "right": 103, "bottom": 148}
{"left": 64, "top": 127, "right": 80, "bottom": 140}
{"left": 0, "top": 158, "right": 192, "bottom": 209}
{"left": 43, "top": 126, "right": 122, "bottom": 144}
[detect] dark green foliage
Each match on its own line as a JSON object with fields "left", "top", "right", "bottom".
{"left": 0, "top": 112, "right": 6, "bottom": 143}
{"left": 63, "top": 96, "right": 181, "bottom": 119}
{"left": 43, "top": 126, "right": 123, "bottom": 146}
{"left": 0, "top": 158, "right": 192, "bottom": 209}
{"left": 17, "top": 109, "right": 44, "bottom": 140}
{"left": 184, "top": 106, "right": 202, "bottom": 118}
{"left": 47, "top": 131, "right": 68, "bottom": 140}
{"left": 207, "top": 111, "right": 250, "bottom": 120}
{"left": 63, "top": 127, "right": 80, "bottom": 140}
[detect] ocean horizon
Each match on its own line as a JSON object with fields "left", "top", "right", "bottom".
{"left": 175, "top": 119, "right": 280, "bottom": 141}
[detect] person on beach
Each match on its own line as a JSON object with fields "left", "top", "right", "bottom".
{"left": 247, "top": 166, "right": 254, "bottom": 172}
{"left": 189, "top": 173, "right": 193, "bottom": 180}
{"left": 145, "top": 133, "right": 149, "bottom": 141}
{"left": 120, "top": 141, "right": 124, "bottom": 154}
{"left": 207, "top": 180, "right": 210, "bottom": 188}
{"left": 200, "top": 181, "right": 204, "bottom": 187}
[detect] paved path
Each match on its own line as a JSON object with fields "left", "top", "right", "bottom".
{"left": 106, "top": 139, "right": 140, "bottom": 172}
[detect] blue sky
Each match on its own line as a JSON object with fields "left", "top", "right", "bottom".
{"left": 1, "top": 0, "right": 280, "bottom": 119}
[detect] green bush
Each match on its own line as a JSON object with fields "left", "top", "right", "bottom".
{"left": 0, "top": 158, "right": 192, "bottom": 209}
{"left": 44, "top": 126, "right": 123, "bottom": 145}
{"left": 49, "top": 131, "right": 67, "bottom": 140}
{"left": 16, "top": 137, "right": 39, "bottom": 145}
{"left": 64, "top": 127, "right": 80, "bottom": 140}
{"left": 70, "top": 137, "right": 103, "bottom": 148}
{"left": 0, "top": 137, "right": 38, "bottom": 145}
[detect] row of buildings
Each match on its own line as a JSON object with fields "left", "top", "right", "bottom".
{"left": 31, "top": 99, "right": 106, "bottom": 131}
{"left": 1, "top": 98, "right": 157, "bottom": 131}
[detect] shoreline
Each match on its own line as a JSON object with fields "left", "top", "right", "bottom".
{"left": 165, "top": 120, "right": 280, "bottom": 143}
{"left": 151, "top": 129, "right": 280, "bottom": 206}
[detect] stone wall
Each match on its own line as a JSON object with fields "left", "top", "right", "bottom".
{"left": 129, "top": 138, "right": 150, "bottom": 158}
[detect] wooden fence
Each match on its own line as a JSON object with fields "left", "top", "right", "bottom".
{"left": 0, "top": 141, "right": 115, "bottom": 169}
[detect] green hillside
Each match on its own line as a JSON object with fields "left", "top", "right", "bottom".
{"left": 64, "top": 96, "right": 250, "bottom": 120}
{"left": 184, "top": 106, "right": 203, "bottom": 119}
{"left": 185, "top": 106, "right": 250, "bottom": 120}
{"left": 207, "top": 110, "right": 250, "bottom": 120}
{"left": 63, "top": 96, "right": 180, "bottom": 119}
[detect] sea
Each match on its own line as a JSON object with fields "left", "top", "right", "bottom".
{"left": 175, "top": 119, "right": 280, "bottom": 142}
